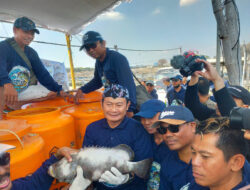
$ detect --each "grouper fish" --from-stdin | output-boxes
[48,144,152,190]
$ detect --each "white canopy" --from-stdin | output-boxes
[0,0,126,35]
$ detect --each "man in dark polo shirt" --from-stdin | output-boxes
[152,106,196,190]
[167,75,186,106]
[75,31,136,117]
[82,84,153,190]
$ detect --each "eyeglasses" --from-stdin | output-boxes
[0,152,10,166]
[84,43,97,51]
[157,124,180,134]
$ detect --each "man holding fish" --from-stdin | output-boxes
[81,84,153,189]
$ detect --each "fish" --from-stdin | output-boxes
[48,144,152,189]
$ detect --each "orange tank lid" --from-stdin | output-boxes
[6,107,61,121]
[0,119,31,141]
[69,90,102,103]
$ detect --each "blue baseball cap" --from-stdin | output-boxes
[134,99,166,118]
[152,106,194,127]
[171,75,183,81]
[14,17,40,34]
[80,31,103,51]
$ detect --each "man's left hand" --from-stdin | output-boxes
[54,147,79,162]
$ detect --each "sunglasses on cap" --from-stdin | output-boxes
[0,152,10,166]
[84,43,97,51]
[157,124,180,134]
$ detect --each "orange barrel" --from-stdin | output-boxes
[21,96,74,110]
[21,90,103,110]
[0,119,46,180]
[6,107,76,158]
[64,102,104,148]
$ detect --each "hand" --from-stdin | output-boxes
[195,59,225,91]
[55,147,79,162]
[126,111,134,118]
[74,89,84,105]
[69,166,91,190]
[244,130,250,140]
[4,83,18,105]
[59,90,74,102]
[99,167,129,185]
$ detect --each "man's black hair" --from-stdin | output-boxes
[196,117,247,161]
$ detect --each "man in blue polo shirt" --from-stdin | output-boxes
[152,106,197,190]
[181,117,250,190]
[134,99,169,190]
[145,81,158,100]
[74,31,136,117]
[82,84,153,190]
[167,75,186,106]
[0,17,66,119]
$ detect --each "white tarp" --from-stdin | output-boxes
[0,0,126,35]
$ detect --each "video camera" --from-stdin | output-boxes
[230,107,250,130]
[170,51,206,77]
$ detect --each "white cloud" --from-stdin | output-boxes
[152,8,161,15]
[180,0,199,7]
[99,11,124,20]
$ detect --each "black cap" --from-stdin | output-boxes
[228,85,250,105]
[79,31,103,51]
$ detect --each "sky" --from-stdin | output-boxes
[0,0,250,68]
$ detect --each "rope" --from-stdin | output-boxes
[0,129,24,148]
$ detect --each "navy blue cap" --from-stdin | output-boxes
[227,85,250,105]
[134,99,166,118]
[103,84,129,100]
[152,106,194,127]
[14,17,40,34]
[80,31,103,51]
[171,75,183,81]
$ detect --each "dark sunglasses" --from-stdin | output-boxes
[84,43,97,51]
[157,124,180,134]
[0,152,10,166]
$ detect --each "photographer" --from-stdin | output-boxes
[230,107,250,162]
[185,59,236,121]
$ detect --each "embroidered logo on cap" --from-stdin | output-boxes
[83,34,89,41]
[160,111,175,119]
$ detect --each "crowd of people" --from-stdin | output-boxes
[0,16,250,190]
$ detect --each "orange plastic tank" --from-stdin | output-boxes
[64,101,104,148]
[6,107,76,158]
[21,90,103,110]
[0,119,46,180]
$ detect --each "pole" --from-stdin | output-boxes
[66,34,76,89]
[216,25,221,75]
[242,42,247,85]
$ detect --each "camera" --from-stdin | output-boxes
[230,107,250,130]
[170,51,206,77]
